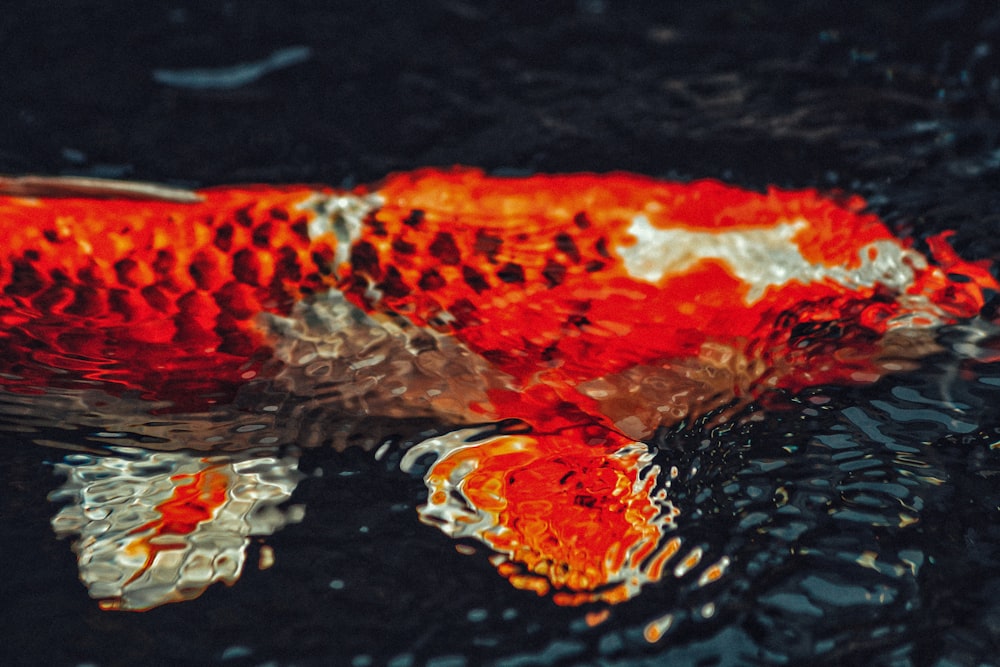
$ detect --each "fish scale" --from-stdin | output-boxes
[347,168,994,437]
[0,166,995,417]
[0,186,340,403]
[0,168,994,413]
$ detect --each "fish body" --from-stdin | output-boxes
[0,168,991,422]
[2,168,995,610]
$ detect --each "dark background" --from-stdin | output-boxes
[2,2,1000,666]
[2,2,998,206]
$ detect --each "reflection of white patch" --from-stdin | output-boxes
[49,447,303,611]
[400,428,517,537]
[617,216,928,304]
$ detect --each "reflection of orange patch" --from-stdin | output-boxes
[124,466,229,582]
[408,429,683,605]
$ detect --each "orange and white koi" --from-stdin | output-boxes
[2,168,994,610]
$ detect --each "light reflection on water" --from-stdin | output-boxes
[49,446,303,611]
[3,318,999,664]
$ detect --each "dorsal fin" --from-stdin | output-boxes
[0,175,203,203]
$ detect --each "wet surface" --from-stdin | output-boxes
[7,334,1000,666]
[3,1,1000,666]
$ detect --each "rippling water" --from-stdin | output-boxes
[4,313,1000,665]
[3,2,1000,666]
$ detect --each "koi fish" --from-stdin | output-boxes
[1,168,994,611]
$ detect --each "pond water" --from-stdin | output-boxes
[2,2,1000,666]
[4,317,1000,666]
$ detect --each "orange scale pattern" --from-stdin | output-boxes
[0,186,339,404]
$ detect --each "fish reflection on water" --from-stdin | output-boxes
[49,447,303,611]
[0,169,995,625]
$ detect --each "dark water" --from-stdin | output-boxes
[3,2,1000,666]
[5,326,1000,666]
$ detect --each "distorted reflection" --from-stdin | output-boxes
[401,426,731,606]
[49,447,303,611]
